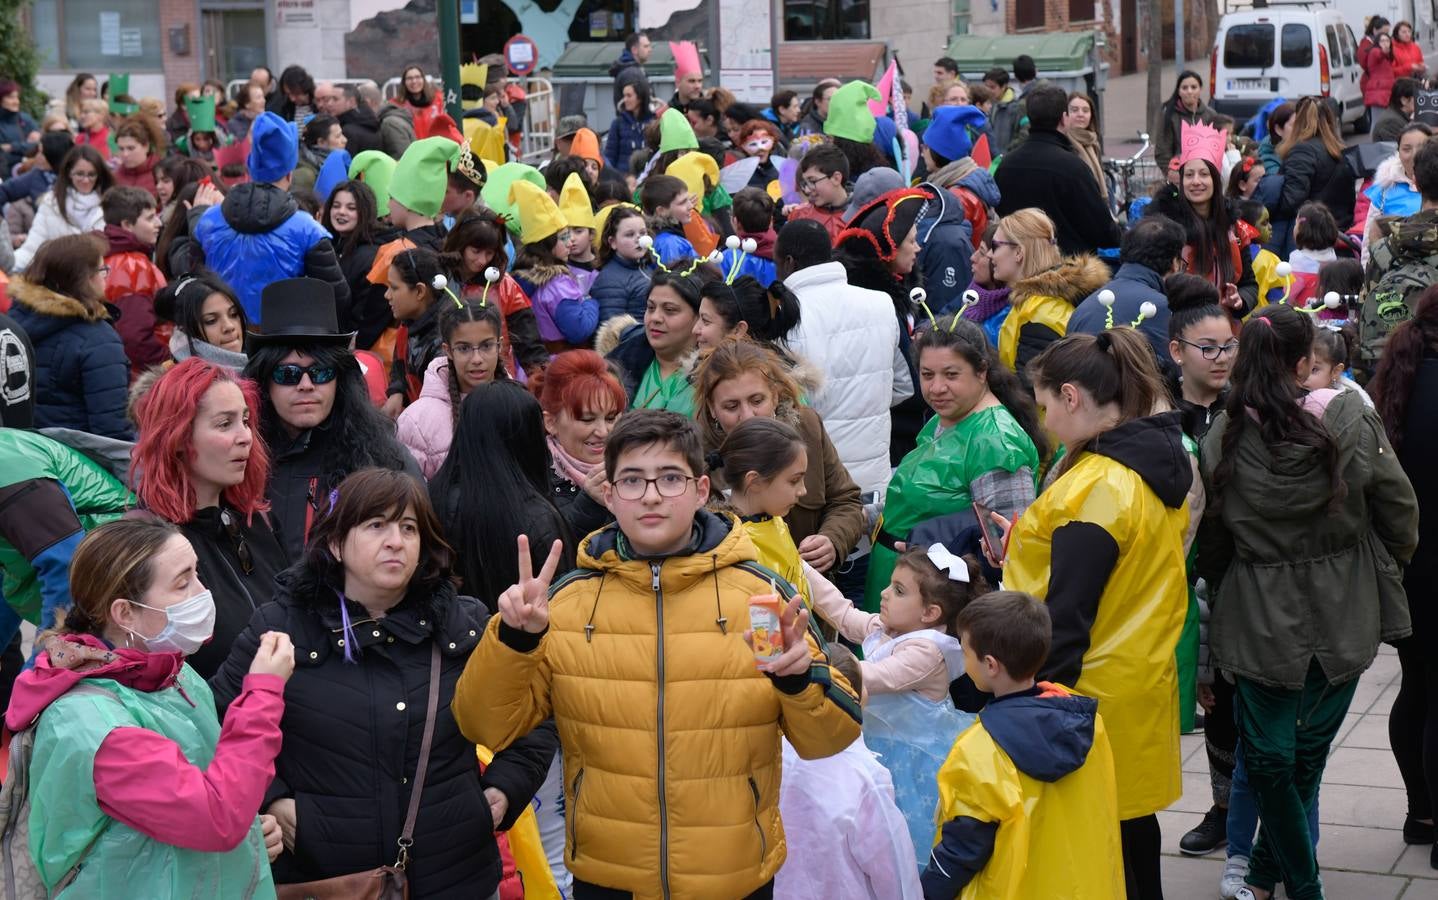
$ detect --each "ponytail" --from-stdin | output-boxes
[1212,304,1346,514]
[699,275,802,346]
[1028,326,1169,477]
[1370,284,1438,452]
[710,416,805,493]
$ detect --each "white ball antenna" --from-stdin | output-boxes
[1275,261,1292,279]
[1323,291,1342,310]
[725,234,742,251]
[707,249,724,264]
[962,289,979,305]
[909,287,927,305]
[483,267,501,284]
[1098,289,1115,308]
[1139,301,1158,320]
[431,273,448,291]
[638,234,654,250]
[741,237,758,254]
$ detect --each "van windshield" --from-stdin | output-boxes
[1282,24,1314,67]
[1225,24,1275,68]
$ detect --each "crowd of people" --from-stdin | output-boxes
[0,28,1431,900]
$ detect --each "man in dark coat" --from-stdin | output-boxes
[1069,215,1187,361]
[334,83,383,156]
[995,83,1120,256]
[609,31,652,107]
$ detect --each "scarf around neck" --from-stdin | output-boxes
[548,433,599,486]
[963,281,1011,322]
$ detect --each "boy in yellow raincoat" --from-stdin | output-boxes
[923,592,1124,899]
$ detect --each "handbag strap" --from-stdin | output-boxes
[393,642,442,870]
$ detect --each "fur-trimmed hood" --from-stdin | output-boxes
[1010,254,1113,308]
[1374,154,1416,192]
[8,279,108,324]
[513,262,572,288]
[595,314,637,356]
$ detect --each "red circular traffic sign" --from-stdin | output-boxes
[504,35,539,76]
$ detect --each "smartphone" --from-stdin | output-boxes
[973,501,1008,565]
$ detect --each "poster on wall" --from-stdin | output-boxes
[460,0,479,24]
[589,11,608,36]
[120,28,143,56]
[100,11,121,56]
[275,0,317,27]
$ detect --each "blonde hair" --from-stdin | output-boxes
[1277,95,1345,160]
[998,208,1062,279]
[80,98,108,118]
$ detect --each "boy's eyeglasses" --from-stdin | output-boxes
[799,175,828,193]
[612,473,697,501]
[1178,339,1240,361]
[271,364,338,386]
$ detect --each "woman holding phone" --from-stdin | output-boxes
[864,314,1045,610]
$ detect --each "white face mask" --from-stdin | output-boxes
[125,589,216,656]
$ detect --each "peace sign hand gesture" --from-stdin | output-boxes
[497,535,565,634]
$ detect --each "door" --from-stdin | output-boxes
[201,8,267,83]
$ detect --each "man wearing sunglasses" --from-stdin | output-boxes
[243,278,421,560]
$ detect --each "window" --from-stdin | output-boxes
[1224,24,1274,68]
[1339,24,1357,67]
[1068,0,1096,21]
[1324,25,1341,64]
[783,0,869,40]
[1015,0,1044,30]
[1281,23,1313,67]
[952,0,970,36]
[31,0,164,70]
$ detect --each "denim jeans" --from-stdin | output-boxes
[1226,740,1321,859]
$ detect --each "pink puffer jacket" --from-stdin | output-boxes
[396,356,456,478]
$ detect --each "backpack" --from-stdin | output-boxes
[987,98,1023,155]
[0,682,115,899]
[1362,236,1438,372]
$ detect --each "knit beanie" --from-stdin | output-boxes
[659,108,699,154]
[390,136,462,218]
[348,150,396,211]
[836,187,930,263]
[846,167,905,219]
[247,112,299,184]
[482,162,547,235]
[824,81,882,143]
[924,105,989,163]
[510,179,567,244]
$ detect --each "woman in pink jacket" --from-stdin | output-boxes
[6,518,293,897]
[396,299,508,478]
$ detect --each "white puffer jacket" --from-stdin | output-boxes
[784,261,912,497]
[14,191,104,271]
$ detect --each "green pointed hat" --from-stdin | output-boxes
[107,73,135,114]
[185,95,217,133]
[658,108,698,154]
[389,136,463,218]
[480,162,546,236]
[349,150,397,211]
[823,81,882,143]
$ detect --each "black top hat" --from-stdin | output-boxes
[248,278,358,347]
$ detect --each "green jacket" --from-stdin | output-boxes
[1199,389,1419,689]
[0,428,134,625]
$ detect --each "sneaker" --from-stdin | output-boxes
[1180,804,1228,856]
[1219,855,1250,899]
[1405,815,1436,845]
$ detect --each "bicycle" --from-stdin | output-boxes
[1103,131,1156,224]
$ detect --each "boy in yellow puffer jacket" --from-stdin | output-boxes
[923,592,1125,900]
[454,409,861,900]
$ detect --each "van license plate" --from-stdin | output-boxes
[1228,79,1267,90]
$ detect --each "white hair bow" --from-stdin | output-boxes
[927,543,970,583]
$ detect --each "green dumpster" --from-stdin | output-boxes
[551,41,709,139]
[944,31,1108,115]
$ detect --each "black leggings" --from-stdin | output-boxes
[1121,814,1164,900]
[1391,636,1438,820]
[1206,671,1239,808]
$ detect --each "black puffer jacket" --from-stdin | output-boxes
[548,469,611,541]
[1275,137,1357,230]
[209,573,559,899]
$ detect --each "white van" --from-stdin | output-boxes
[1210,6,1366,131]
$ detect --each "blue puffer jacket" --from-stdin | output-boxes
[193,182,349,323]
[604,107,653,172]
[0,108,38,174]
[593,254,653,324]
[6,280,132,440]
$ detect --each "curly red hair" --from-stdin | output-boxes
[131,358,270,524]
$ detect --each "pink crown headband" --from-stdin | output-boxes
[1177,121,1229,173]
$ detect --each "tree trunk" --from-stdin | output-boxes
[1146,0,1164,138]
